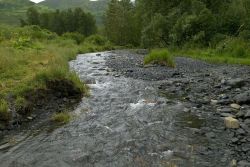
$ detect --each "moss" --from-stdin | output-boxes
[144,49,176,67]
[51,112,71,124]
[0,99,10,122]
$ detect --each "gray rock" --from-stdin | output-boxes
[226,78,245,88]
[220,113,234,117]
[238,160,250,167]
[236,111,245,118]
[236,128,245,135]
[234,90,250,104]
[219,108,233,113]
[244,110,250,118]
[206,132,216,138]
[230,103,241,110]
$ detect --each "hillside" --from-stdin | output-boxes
[39,0,109,25]
[0,0,34,25]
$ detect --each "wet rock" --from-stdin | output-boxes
[234,90,250,104]
[96,53,101,56]
[224,117,240,129]
[230,103,241,110]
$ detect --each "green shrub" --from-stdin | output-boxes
[85,35,107,46]
[51,112,71,124]
[62,32,85,44]
[144,49,176,67]
[0,99,10,121]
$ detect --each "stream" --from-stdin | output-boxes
[0,51,238,167]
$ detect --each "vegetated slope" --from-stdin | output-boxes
[39,0,109,25]
[0,0,34,25]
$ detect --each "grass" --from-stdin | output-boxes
[171,37,250,65]
[0,99,10,121]
[0,24,113,123]
[172,48,250,65]
[144,49,176,67]
[51,112,71,124]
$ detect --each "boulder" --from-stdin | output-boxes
[224,117,240,129]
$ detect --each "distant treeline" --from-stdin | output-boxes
[21,7,97,36]
[105,0,250,48]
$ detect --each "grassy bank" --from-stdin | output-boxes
[171,38,250,65]
[0,25,113,125]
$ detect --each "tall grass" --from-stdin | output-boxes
[144,49,176,67]
[172,37,250,65]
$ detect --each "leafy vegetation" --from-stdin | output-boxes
[0,25,112,123]
[39,0,109,25]
[21,7,97,36]
[144,49,176,68]
[105,0,250,65]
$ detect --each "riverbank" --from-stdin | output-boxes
[106,50,250,165]
[0,25,112,133]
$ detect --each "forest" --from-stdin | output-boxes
[105,0,250,64]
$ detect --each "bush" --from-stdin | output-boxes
[85,35,107,46]
[62,32,85,44]
[144,49,176,67]
[51,112,71,124]
[0,99,10,121]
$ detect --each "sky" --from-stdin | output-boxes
[30,0,44,3]
[29,0,99,3]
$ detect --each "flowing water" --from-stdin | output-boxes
[0,52,232,167]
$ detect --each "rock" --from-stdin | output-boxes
[244,110,250,118]
[226,78,245,88]
[206,132,216,138]
[230,103,241,110]
[236,128,245,135]
[96,53,101,56]
[211,100,218,105]
[114,74,120,77]
[220,113,235,117]
[238,160,250,167]
[27,117,33,120]
[218,108,233,113]
[234,90,250,104]
[230,159,237,167]
[236,111,245,118]
[224,117,240,129]
[231,138,239,143]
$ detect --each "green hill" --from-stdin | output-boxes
[0,0,109,26]
[39,0,109,25]
[0,0,34,25]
